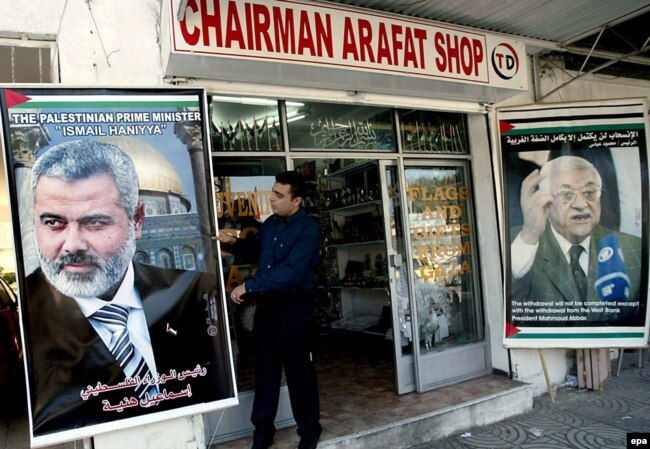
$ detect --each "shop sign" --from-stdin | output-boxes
[169,0,527,90]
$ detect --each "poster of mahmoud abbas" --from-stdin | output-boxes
[498,98,650,349]
[0,87,237,446]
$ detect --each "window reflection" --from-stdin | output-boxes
[209,96,284,152]
[404,166,482,353]
[398,109,468,154]
[288,101,395,151]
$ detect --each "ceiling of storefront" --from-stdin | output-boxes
[326,0,650,79]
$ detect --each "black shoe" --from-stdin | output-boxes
[297,436,319,449]
[251,440,273,449]
[251,444,272,449]
[297,443,317,449]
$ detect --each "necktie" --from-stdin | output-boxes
[569,245,587,300]
[91,303,154,398]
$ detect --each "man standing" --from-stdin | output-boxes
[510,155,642,323]
[26,140,233,436]
[215,171,322,449]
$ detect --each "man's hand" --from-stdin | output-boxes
[519,169,552,245]
[212,230,237,245]
[230,284,246,304]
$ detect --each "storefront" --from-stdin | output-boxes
[161,0,527,442]
[2,1,650,448]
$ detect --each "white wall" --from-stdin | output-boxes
[0,0,163,86]
[93,414,206,449]
[537,62,650,103]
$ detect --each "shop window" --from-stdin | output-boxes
[398,109,468,154]
[209,96,285,152]
[287,101,395,151]
[212,157,286,226]
[214,159,282,239]
[403,164,483,352]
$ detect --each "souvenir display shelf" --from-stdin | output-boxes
[323,161,390,337]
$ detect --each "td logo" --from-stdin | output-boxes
[492,43,519,80]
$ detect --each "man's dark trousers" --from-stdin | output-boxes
[251,292,321,446]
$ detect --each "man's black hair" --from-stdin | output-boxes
[276,170,306,200]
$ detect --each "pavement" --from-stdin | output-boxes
[413,349,650,449]
[0,378,77,449]
[2,349,648,449]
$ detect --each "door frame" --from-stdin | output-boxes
[379,159,415,394]
[381,159,491,393]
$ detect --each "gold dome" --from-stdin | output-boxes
[97,136,185,196]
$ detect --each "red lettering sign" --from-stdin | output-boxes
[172,0,525,89]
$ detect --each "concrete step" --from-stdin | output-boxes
[317,382,532,449]
[208,374,533,449]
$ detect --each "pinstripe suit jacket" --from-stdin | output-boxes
[511,224,643,323]
[25,263,235,437]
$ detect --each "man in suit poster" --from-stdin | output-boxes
[498,99,649,349]
[509,154,642,324]
[0,88,236,446]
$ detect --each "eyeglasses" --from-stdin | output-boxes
[554,187,602,203]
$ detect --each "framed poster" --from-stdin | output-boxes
[0,87,237,446]
[498,99,650,349]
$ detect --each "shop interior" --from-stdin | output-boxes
[211,96,482,400]
[216,157,398,393]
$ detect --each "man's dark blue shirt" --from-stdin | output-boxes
[234,208,320,293]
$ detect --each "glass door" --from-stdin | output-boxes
[379,160,415,394]
[383,160,489,393]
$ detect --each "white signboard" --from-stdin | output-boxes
[169,0,527,91]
